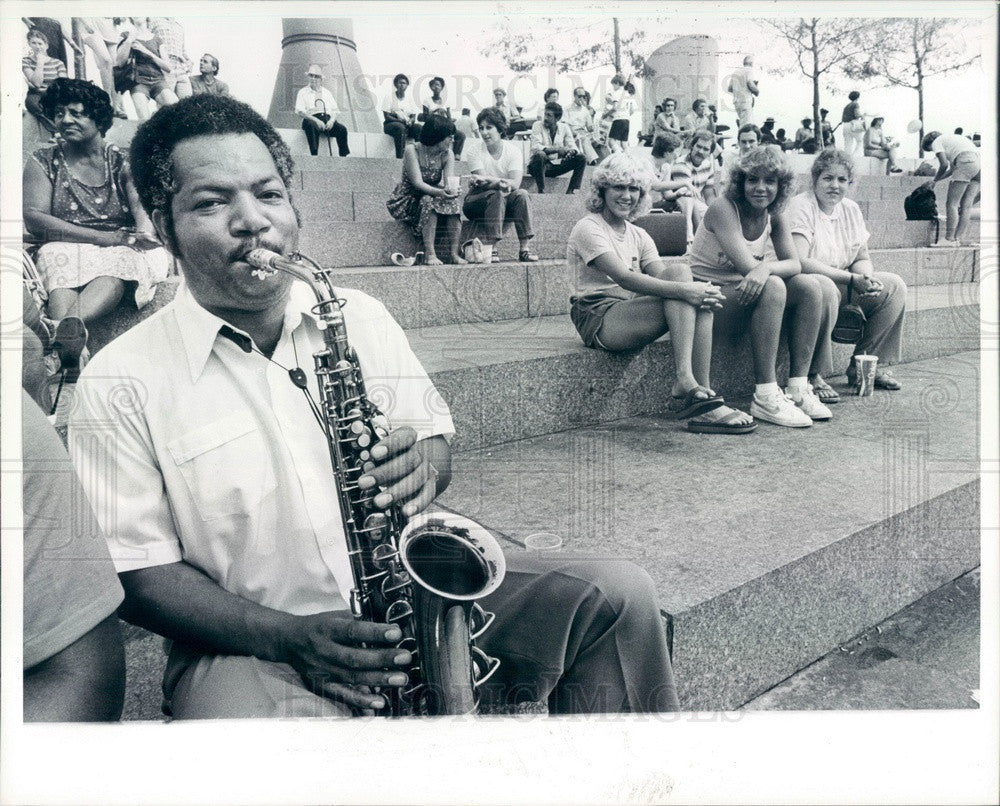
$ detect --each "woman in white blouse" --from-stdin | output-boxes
[785,148,907,393]
[461,107,538,264]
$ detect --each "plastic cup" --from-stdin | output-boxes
[854,354,879,396]
[524,532,562,552]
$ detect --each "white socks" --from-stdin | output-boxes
[755,382,780,398]
[786,377,808,393]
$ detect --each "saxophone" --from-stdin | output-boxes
[247,249,505,716]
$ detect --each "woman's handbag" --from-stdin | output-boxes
[112,55,136,93]
[462,237,486,263]
[832,277,867,344]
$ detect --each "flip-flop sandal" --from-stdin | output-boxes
[874,370,901,390]
[668,386,724,419]
[687,410,758,434]
[811,376,841,404]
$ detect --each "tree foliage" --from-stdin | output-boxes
[757,17,877,150]
[841,18,981,150]
[479,15,651,77]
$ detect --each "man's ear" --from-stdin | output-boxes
[150,208,175,255]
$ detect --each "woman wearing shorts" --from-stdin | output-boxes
[921,130,981,246]
[567,153,756,434]
[119,17,177,120]
[689,146,839,428]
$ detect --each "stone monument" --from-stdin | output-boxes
[267,17,381,132]
[642,35,720,136]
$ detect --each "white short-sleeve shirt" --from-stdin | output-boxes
[567,212,661,296]
[785,191,870,270]
[381,89,419,119]
[69,282,454,617]
[467,139,523,178]
[930,134,977,163]
[295,86,339,121]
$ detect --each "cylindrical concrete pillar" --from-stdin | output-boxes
[267,18,381,132]
[642,36,719,135]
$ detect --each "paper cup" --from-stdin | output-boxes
[854,354,879,396]
[446,176,460,193]
[524,532,562,552]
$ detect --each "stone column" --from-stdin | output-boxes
[267,17,380,132]
[642,36,719,136]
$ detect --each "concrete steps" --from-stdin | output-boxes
[435,350,981,709]
[86,246,978,349]
[408,282,979,451]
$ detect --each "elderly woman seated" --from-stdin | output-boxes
[22,78,170,373]
[785,148,906,392]
[566,152,756,434]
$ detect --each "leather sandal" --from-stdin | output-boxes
[518,250,540,262]
[809,375,841,404]
[874,369,902,390]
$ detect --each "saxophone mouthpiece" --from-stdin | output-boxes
[246,249,313,283]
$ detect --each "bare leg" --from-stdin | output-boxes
[422,211,442,265]
[784,275,825,378]
[444,216,467,263]
[153,88,180,108]
[46,278,125,324]
[747,275,786,384]
[944,180,967,240]
[131,91,153,121]
[955,180,980,243]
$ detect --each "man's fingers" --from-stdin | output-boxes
[325,615,403,645]
[375,461,433,510]
[369,427,418,463]
[401,474,438,517]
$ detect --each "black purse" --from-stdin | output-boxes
[832,277,867,344]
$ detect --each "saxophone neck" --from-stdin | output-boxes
[245,249,337,305]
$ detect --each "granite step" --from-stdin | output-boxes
[86,247,978,352]
[297,216,977,267]
[408,282,979,451]
[435,350,981,709]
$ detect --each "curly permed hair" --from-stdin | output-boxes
[41,78,114,136]
[809,148,854,184]
[584,152,654,220]
[724,145,796,213]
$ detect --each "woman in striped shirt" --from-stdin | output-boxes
[22,27,67,133]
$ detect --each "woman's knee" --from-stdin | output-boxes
[759,274,787,307]
[878,271,906,299]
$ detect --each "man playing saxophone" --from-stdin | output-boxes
[68,95,679,718]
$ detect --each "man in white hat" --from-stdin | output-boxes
[295,63,350,157]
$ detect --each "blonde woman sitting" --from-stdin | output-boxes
[566,153,755,434]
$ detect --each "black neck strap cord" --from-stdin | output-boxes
[218,325,326,433]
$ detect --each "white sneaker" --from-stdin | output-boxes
[928,238,959,248]
[786,384,832,421]
[750,388,813,428]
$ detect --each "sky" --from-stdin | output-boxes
[39,3,991,156]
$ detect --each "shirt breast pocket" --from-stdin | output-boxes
[166,415,276,522]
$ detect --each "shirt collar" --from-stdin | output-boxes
[810,190,843,220]
[174,281,320,383]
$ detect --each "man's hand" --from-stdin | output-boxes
[281,611,411,710]
[736,264,771,306]
[358,427,439,517]
[853,275,883,296]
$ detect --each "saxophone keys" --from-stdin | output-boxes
[370,541,396,569]
[349,420,365,435]
[385,598,414,623]
[471,646,502,688]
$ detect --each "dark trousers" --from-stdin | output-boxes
[383,119,409,158]
[462,188,534,243]
[527,152,587,193]
[25,89,56,133]
[302,114,349,157]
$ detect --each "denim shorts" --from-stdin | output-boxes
[569,290,631,349]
